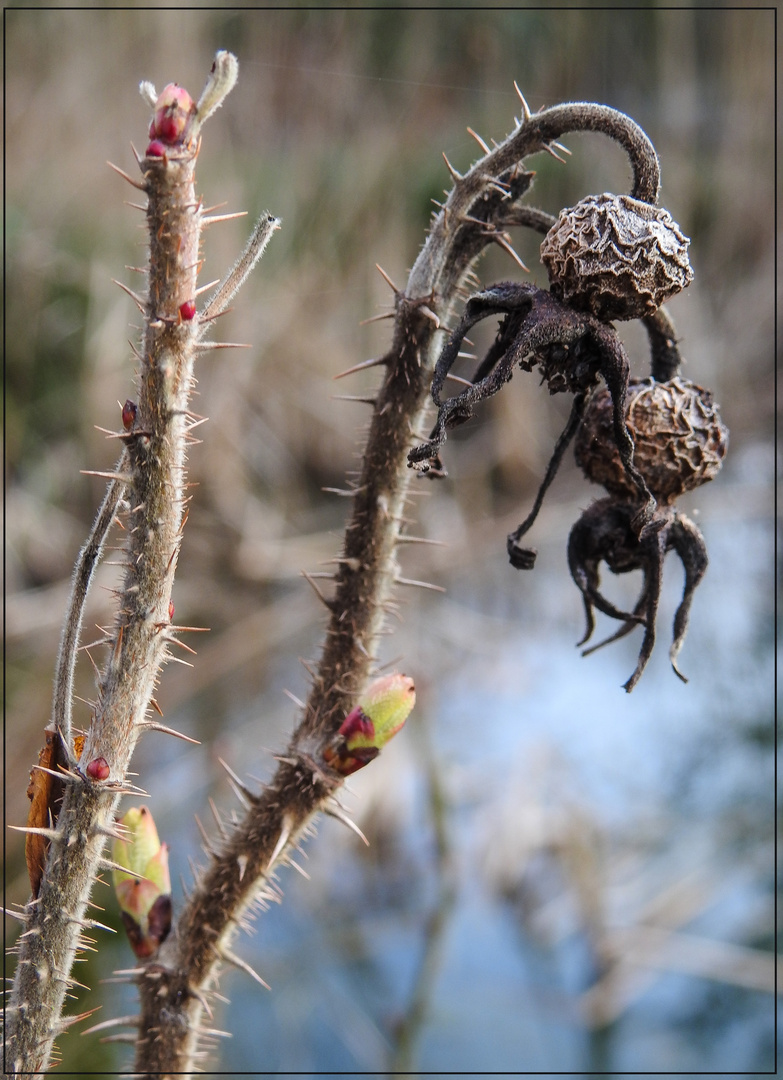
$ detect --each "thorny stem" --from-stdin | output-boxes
[132,99,661,1077]
[6,56,251,1077]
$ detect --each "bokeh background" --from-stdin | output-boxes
[5,7,776,1077]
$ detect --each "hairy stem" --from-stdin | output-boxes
[6,58,252,1076]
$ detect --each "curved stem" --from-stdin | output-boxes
[52,454,127,747]
[643,305,682,381]
[522,102,661,204]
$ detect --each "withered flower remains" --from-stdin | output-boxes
[408,104,727,690]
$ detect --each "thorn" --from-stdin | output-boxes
[90,823,128,843]
[96,858,147,881]
[395,575,446,593]
[3,907,29,922]
[112,278,147,313]
[82,1014,140,1036]
[396,535,446,546]
[213,944,271,990]
[358,310,395,326]
[324,805,370,846]
[194,814,218,856]
[285,857,310,879]
[492,233,529,272]
[55,1005,102,1033]
[8,824,62,842]
[301,571,335,610]
[418,304,440,328]
[217,757,256,806]
[165,636,198,656]
[321,486,365,497]
[165,654,194,668]
[282,688,306,709]
[208,798,228,840]
[333,355,388,380]
[442,151,463,182]
[269,816,293,867]
[80,470,134,486]
[543,142,568,164]
[444,372,474,388]
[331,394,377,405]
[513,82,533,120]
[138,721,201,745]
[194,341,252,352]
[466,126,491,154]
[107,160,146,191]
[201,210,249,226]
[375,263,400,295]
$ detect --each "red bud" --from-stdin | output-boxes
[122,399,137,430]
[179,299,196,321]
[85,757,110,781]
[151,83,196,146]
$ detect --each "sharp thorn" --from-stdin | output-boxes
[442,151,463,182]
[358,310,395,326]
[543,142,568,164]
[513,81,533,120]
[333,355,387,380]
[418,304,440,328]
[466,126,491,154]
[107,160,146,191]
[217,757,256,804]
[213,944,271,990]
[112,278,147,313]
[492,233,529,272]
[138,721,201,745]
[375,263,400,294]
[194,341,252,352]
[269,818,294,869]
[82,1014,140,1036]
[201,211,249,226]
[301,571,335,609]
[396,535,446,546]
[395,575,446,593]
[324,805,370,846]
[8,825,63,841]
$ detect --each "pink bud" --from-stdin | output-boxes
[122,399,137,431]
[145,140,167,159]
[151,83,196,146]
[179,299,196,322]
[168,599,175,621]
[85,756,110,781]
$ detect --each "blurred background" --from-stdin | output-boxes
[5,6,776,1077]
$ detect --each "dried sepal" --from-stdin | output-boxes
[575,377,728,504]
[323,674,415,776]
[25,728,69,898]
[568,497,709,691]
[541,193,693,321]
[112,807,172,958]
